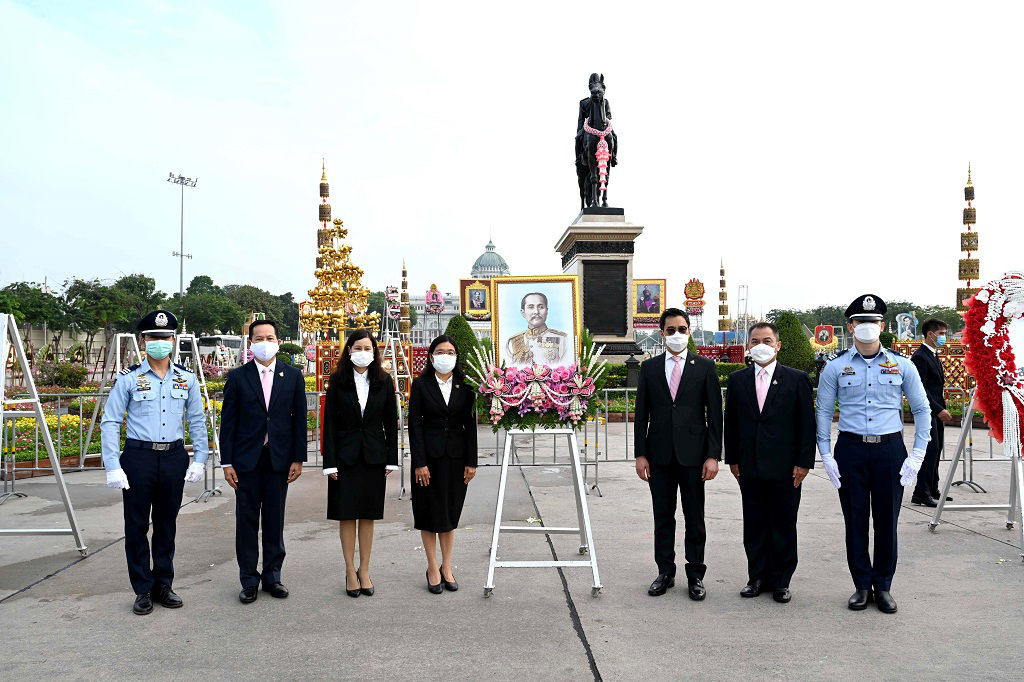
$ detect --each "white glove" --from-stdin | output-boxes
[322,467,338,476]
[184,461,205,483]
[106,468,130,490]
[899,449,926,487]
[820,453,842,489]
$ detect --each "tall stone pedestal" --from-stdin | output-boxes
[554,207,643,362]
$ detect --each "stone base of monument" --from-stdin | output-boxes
[555,207,644,364]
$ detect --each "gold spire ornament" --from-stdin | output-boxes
[957,163,981,311]
[299,161,380,337]
[717,259,730,332]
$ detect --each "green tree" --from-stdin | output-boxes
[224,284,285,330]
[186,275,220,297]
[776,311,815,372]
[180,291,245,335]
[276,292,300,340]
[63,278,124,356]
[444,313,480,366]
[687,334,697,353]
[111,274,165,332]
[2,281,68,347]
[0,290,22,323]
[879,330,895,349]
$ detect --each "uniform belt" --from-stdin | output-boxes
[125,438,185,451]
[838,431,901,444]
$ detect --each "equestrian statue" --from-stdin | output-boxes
[575,72,618,209]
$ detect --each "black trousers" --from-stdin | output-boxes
[120,443,188,596]
[834,434,906,592]
[235,446,290,588]
[739,476,801,588]
[913,415,944,499]
[648,459,706,581]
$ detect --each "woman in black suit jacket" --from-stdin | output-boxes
[322,329,398,597]
[408,335,478,593]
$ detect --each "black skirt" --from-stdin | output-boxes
[411,456,468,533]
[327,463,386,520]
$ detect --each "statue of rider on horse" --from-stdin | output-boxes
[575,73,618,209]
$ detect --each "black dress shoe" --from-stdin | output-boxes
[933,493,952,502]
[687,579,706,601]
[740,579,763,598]
[911,495,938,507]
[648,574,675,596]
[773,588,792,603]
[358,577,374,596]
[426,570,443,595]
[875,590,898,613]
[848,589,871,610]
[152,584,183,608]
[263,582,288,599]
[239,587,258,604]
[442,574,458,592]
[345,574,360,598]
[133,593,153,615]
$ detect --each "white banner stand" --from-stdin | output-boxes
[484,427,602,597]
[81,334,143,461]
[0,314,87,556]
[174,334,222,503]
[929,389,1024,561]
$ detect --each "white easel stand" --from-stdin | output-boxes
[484,427,602,597]
[929,390,1024,561]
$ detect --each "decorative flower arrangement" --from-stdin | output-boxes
[464,329,608,431]
[963,271,1024,452]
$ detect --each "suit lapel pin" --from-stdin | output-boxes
[772,380,778,385]
[278,371,284,377]
[689,360,695,365]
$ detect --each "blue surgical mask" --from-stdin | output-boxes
[935,334,947,347]
[145,340,173,359]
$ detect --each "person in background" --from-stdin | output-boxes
[322,329,398,597]
[910,319,955,507]
[100,310,208,615]
[408,335,478,594]
[219,319,307,604]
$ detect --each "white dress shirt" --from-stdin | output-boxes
[222,359,276,468]
[924,342,938,355]
[753,359,777,382]
[323,368,398,475]
[436,373,453,405]
[664,350,688,386]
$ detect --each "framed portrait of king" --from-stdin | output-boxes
[460,279,492,321]
[491,275,581,370]
[633,279,666,329]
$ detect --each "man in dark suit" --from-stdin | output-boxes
[219,319,308,603]
[634,307,723,600]
[910,319,954,507]
[724,322,815,603]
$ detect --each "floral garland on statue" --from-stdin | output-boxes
[582,118,613,192]
[962,271,1024,455]
[464,330,608,431]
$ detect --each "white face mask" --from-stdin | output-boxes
[250,341,279,362]
[664,332,689,352]
[432,354,457,374]
[853,322,882,343]
[749,343,777,364]
[350,350,374,368]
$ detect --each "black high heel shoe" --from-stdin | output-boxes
[442,571,458,592]
[426,569,443,595]
[358,575,374,597]
[345,574,360,598]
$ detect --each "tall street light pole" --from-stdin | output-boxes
[167,172,197,325]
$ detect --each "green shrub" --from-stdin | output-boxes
[279,342,303,355]
[879,331,895,349]
[716,362,747,386]
[600,363,627,389]
[443,313,481,367]
[275,352,294,367]
[34,361,89,388]
[776,312,815,372]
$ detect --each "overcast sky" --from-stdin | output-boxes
[2,1,1021,319]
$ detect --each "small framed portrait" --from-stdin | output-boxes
[491,275,581,369]
[633,279,665,327]
[460,279,492,321]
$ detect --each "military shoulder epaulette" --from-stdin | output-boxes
[885,348,905,358]
[173,363,191,372]
[120,363,141,375]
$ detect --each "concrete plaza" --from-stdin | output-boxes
[1,424,1022,681]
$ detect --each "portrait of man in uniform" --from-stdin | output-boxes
[633,279,666,322]
[491,276,580,370]
[470,290,486,310]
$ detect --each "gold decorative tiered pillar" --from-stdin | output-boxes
[957,164,980,311]
[400,261,411,337]
[717,260,730,335]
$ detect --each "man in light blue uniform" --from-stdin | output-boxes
[101,309,209,615]
[816,294,930,614]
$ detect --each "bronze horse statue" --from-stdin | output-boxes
[575,73,618,209]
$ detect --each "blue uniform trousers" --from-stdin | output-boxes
[120,442,188,595]
[833,432,907,591]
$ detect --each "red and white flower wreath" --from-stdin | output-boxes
[963,271,1024,454]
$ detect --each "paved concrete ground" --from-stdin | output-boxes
[1,424,1022,681]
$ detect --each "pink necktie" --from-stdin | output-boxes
[756,368,769,412]
[261,368,272,443]
[669,355,682,401]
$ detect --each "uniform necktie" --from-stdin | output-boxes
[756,367,769,412]
[261,368,272,444]
[669,355,682,401]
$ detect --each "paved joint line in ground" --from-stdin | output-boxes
[0,498,198,605]
[515,464,602,682]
